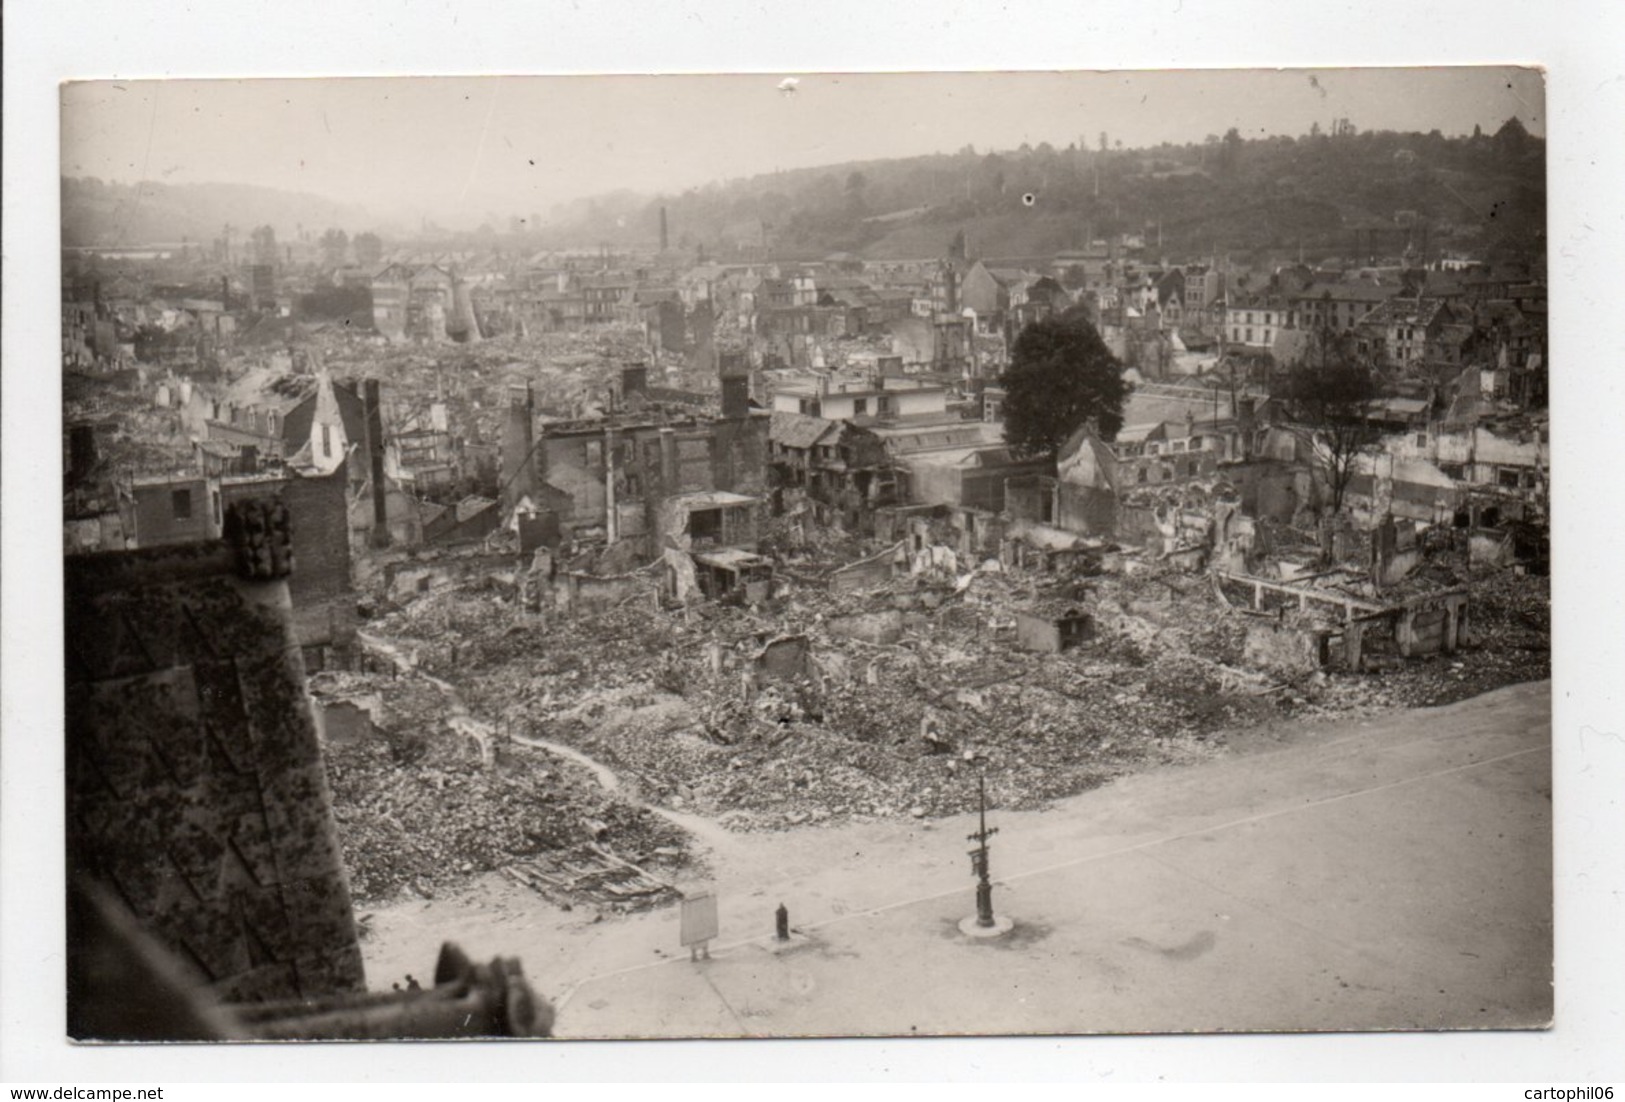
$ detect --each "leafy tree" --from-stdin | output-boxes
[998,308,1131,459]
[1272,355,1384,515]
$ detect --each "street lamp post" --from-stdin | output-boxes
[967,773,999,928]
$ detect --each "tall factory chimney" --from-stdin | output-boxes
[500,383,537,515]
[718,351,751,421]
[362,379,390,541]
[659,206,669,254]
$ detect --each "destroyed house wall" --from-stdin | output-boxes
[949,506,1007,558]
[1003,477,1055,525]
[1056,481,1118,540]
[1116,447,1220,487]
[128,477,221,548]
[347,481,421,551]
[900,462,961,509]
[423,501,500,546]
[755,635,812,682]
[552,569,655,616]
[1219,460,1307,523]
[206,420,284,459]
[964,456,1052,513]
[1241,618,1329,676]
[829,542,905,593]
[1347,471,1458,527]
[65,546,366,1015]
[383,549,516,603]
[655,496,761,552]
[1014,610,1095,654]
[538,415,769,535]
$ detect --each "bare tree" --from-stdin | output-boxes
[1273,341,1384,515]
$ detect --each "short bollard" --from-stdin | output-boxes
[775,903,790,942]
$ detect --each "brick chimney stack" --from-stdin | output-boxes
[718,350,750,421]
[500,383,537,514]
[362,379,389,539]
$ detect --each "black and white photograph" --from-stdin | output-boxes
[46,67,1564,1046]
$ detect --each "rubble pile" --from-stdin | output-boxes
[351,533,1551,851]
[364,562,1283,831]
[1383,565,1550,708]
[63,372,195,474]
[1261,563,1550,718]
[318,669,688,906]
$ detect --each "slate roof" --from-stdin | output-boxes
[770,410,839,450]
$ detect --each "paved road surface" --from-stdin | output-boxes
[361,681,1551,1038]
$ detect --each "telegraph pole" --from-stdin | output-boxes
[967,774,999,928]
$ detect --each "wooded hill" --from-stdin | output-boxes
[541,119,1546,265]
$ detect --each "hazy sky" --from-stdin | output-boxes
[61,68,1544,228]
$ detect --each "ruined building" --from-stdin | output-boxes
[505,353,770,556]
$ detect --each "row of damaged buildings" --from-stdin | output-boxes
[736,352,1546,677]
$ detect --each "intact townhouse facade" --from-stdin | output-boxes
[1224,298,1300,350]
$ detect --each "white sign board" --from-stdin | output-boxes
[679,891,719,948]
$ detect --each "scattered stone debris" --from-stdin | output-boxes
[350,515,1548,854]
[502,845,680,913]
[321,667,690,906]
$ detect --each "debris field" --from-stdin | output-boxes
[322,531,1548,907]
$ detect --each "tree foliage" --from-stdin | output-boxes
[999,308,1131,459]
[1273,356,1385,515]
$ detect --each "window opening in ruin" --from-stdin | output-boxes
[172,488,192,519]
[689,507,723,544]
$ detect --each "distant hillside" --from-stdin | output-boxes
[539,120,1546,264]
[60,178,375,248]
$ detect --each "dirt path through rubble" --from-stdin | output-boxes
[356,629,737,855]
